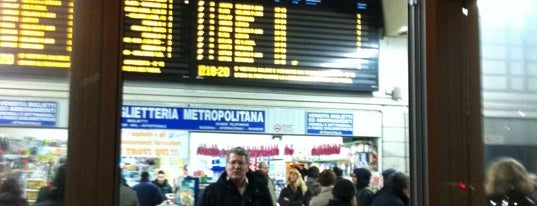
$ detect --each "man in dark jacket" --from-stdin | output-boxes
[306,166,321,196]
[257,161,277,206]
[370,172,410,206]
[197,146,273,206]
[354,167,374,206]
[132,171,165,206]
[152,170,174,196]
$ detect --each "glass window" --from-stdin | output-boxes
[0,0,72,204]
[119,0,409,205]
[479,0,537,204]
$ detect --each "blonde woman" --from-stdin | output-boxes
[278,168,313,206]
[485,157,536,206]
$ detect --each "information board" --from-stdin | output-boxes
[0,0,73,71]
[0,0,382,92]
[0,100,58,126]
[306,112,353,136]
[121,0,382,92]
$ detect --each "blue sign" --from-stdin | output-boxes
[0,100,57,127]
[306,112,353,136]
[122,105,265,132]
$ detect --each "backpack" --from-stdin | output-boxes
[356,187,375,206]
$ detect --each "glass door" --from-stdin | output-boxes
[479,0,537,205]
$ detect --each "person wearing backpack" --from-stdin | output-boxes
[353,168,374,206]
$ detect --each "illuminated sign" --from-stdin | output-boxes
[0,0,381,92]
[0,100,58,127]
[306,112,353,136]
[121,105,266,132]
[122,0,381,92]
[0,0,73,70]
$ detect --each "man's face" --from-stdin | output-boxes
[351,174,357,184]
[226,153,248,183]
[260,163,269,175]
[157,174,166,184]
[403,188,410,198]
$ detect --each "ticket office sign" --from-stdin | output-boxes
[0,100,58,127]
[306,112,353,136]
[121,105,266,132]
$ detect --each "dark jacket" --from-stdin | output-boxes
[305,178,321,196]
[132,180,165,206]
[152,179,174,196]
[278,185,313,206]
[326,198,352,206]
[370,186,409,206]
[196,170,273,206]
[35,186,64,206]
[0,193,28,206]
[356,187,374,206]
[487,190,536,206]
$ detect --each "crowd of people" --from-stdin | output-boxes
[195,146,537,206]
[194,148,537,206]
[197,146,410,206]
[126,169,184,206]
[3,148,537,206]
[0,162,179,206]
[0,147,410,206]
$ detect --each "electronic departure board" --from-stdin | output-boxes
[0,0,381,91]
[121,0,382,92]
[0,0,73,72]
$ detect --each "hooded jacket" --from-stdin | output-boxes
[370,186,409,206]
[353,168,374,206]
[197,170,273,206]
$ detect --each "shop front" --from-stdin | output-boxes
[0,98,69,205]
[0,79,405,206]
[118,103,383,204]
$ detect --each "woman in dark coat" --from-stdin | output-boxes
[278,168,312,206]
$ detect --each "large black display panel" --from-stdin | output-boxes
[0,0,73,73]
[124,0,382,92]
